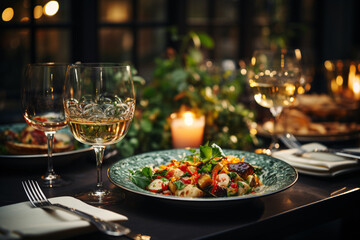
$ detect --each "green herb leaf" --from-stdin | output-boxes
[129,170,151,189]
[200,145,212,162]
[199,163,212,173]
[228,172,237,179]
[174,180,186,190]
[211,143,226,158]
[141,167,153,179]
[189,148,196,153]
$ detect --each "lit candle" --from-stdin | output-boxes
[170,111,205,148]
[352,74,360,100]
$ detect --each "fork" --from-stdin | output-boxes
[22,180,131,237]
[279,133,360,160]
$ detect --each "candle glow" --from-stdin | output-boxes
[170,111,205,149]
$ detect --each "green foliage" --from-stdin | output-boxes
[116,31,256,157]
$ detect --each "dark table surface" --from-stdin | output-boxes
[0,147,359,240]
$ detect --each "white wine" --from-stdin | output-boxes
[67,118,132,146]
[250,82,296,109]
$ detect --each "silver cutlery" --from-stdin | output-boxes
[21,180,131,237]
[279,133,360,160]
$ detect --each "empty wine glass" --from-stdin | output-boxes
[63,63,135,205]
[248,49,302,154]
[22,63,69,187]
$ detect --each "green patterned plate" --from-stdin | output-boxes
[108,149,298,203]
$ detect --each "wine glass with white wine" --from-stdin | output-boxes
[22,63,69,187]
[248,49,302,154]
[63,63,135,205]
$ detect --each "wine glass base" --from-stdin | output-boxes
[75,188,125,205]
[39,174,71,188]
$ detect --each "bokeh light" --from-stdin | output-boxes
[34,5,43,19]
[44,1,59,16]
[2,7,14,22]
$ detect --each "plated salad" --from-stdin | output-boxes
[129,144,263,198]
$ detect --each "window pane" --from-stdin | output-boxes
[214,27,239,60]
[35,29,70,62]
[99,28,133,62]
[99,0,132,23]
[34,0,70,23]
[138,28,166,80]
[1,0,30,23]
[0,29,30,123]
[187,0,207,25]
[214,0,238,23]
[138,0,166,22]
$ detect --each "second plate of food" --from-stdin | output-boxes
[0,123,93,167]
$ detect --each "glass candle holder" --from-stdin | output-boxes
[170,111,205,149]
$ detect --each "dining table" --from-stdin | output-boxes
[0,144,359,240]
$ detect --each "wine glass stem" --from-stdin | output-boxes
[269,106,283,150]
[94,146,105,190]
[45,131,56,176]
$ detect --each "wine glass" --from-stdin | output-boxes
[248,49,302,154]
[63,63,135,205]
[22,63,69,187]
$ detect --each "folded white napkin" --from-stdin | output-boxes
[273,143,360,177]
[0,196,127,240]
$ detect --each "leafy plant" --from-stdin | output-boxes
[116,31,257,157]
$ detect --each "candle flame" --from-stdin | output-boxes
[183,111,194,126]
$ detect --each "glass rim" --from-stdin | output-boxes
[27,62,69,67]
[68,63,131,68]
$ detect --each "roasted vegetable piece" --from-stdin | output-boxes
[187,166,197,174]
[214,186,227,197]
[212,162,224,172]
[228,162,254,179]
[197,174,213,189]
[238,181,250,195]
[147,179,169,193]
[216,173,230,187]
[175,185,204,197]
[247,175,256,187]
[168,181,177,194]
